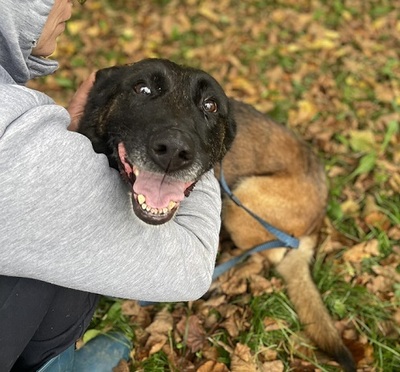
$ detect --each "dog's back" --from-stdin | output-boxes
[219,100,355,371]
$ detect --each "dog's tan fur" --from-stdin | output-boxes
[79,59,355,371]
[217,101,355,371]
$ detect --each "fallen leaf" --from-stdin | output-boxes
[197,360,230,372]
[263,317,289,332]
[258,348,278,362]
[364,210,391,230]
[342,239,380,263]
[349,130,377,152]
[121,300,151,328]
[144,308,173,355]
[220,311,244,338]
[249,275,274,296]
[176,315,207,353]
[260,360,284,372]
[230,343,258,372]
[112,359,129,372]
[220,277,248,296]
[340,198,361,217]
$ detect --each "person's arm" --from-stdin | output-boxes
[0,102,221,302]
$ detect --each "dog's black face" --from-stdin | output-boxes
[79,58,236,225]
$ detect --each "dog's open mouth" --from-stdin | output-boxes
[117,143,195,225]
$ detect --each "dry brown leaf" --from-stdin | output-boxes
[120,300,139,316]
[218,303,241,318]
[220,312,242,338]
[367,265,400,293]
[295,99,318,123]
[219,304,249,337]
[230,343,258,372]
[367,274,394,294]
[201,295,227,309]
[388,226,400,240]
[249,275,274,296]
[342,239,380,263]
[288,332,317,360]
[176,315,207,353]
[203,312,219,330]
[290,358,322,371]
[198,4,220,23]
[121,300,151,328]
[258,347,278,362]
[145,333,168,355]
[364,211,391,231]
[197,360,230,372]
[144,308,174,355]
[375,84,395,103]
[112,359,129,372]
[260,360,284,372]
[340,198,361,217]
[230,77,259,96]
[220,277,248,296]
[351,340,375,367]
[202,344,220,361]
[263,317,289,332]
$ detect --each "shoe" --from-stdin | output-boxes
[37,332,131,372]
[73,331,131,372]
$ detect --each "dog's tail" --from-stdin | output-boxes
[276,236,356,372]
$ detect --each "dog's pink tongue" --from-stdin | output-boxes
[133,170,188,209]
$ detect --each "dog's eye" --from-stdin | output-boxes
[203,99,218,113]
[134,83,152,95]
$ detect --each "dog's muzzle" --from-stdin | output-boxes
[117,142,196,225]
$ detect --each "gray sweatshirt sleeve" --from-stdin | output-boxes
[0,96,221,302]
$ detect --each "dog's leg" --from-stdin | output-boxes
[222,175,324,263]
[276,236,356,372]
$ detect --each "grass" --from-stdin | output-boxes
[314,255,400,368]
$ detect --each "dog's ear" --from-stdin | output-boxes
[78,66,126,154]
[95,65,125,84]
[88,66,126,107]
[79,66,125,130]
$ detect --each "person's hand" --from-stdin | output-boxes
[67,72,96,131]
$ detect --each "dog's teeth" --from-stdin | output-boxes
[137,196,175,216]
[133,169,139,176]
[137,194,146,205]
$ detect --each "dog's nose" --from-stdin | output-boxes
[149,131,195,172]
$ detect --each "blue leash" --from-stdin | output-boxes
[213,165,299,280]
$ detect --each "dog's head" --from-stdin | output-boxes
[79,58,236,225]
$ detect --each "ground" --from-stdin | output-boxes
[30,0,399,370]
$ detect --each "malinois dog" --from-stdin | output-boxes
[78,58,356,371]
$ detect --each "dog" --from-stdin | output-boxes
[78,58,356,372]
